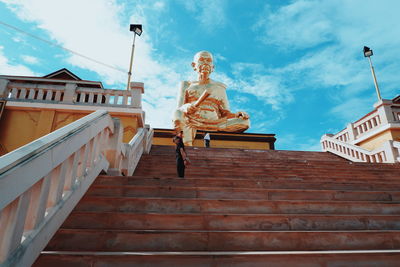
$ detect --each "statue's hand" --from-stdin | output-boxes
[236,111,249,120]
[180,103,198,115]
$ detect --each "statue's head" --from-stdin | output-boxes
[192,51,214,75]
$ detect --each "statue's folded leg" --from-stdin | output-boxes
[217,118,250,133]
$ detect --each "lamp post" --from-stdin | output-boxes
[363,46,382,101]
[126,24,142,90]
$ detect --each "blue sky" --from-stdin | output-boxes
[1,0,399,151]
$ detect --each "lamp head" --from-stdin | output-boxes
[130,24,143,36]
[363,46,373,57]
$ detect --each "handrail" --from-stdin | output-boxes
[123,128,145,176]
[0,110,114,267]
[0,110,109,176]
[119,127,154,176]
[145,128,154,154]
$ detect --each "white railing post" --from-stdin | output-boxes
[121,128,145,176]
[346,123,356,141]
[375,99,396,124]
[27,88,35,99]
[393,141,400,162]
[19,88,27,99]
[24,175,51,231]
[143,125,154,154]
[105,118,124,176]
[0,191,30,262]
[64,83,77,103]
[380,140,396,163]
[130,82,144,108]
[0,79,9,97]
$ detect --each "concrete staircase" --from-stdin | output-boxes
[34,145,400,266]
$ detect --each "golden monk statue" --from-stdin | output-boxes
[173,51,250,145]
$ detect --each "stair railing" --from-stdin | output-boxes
[121,127,153,176]
[321,134,400,163]
[144,127,154,154]
[0,110,114,267]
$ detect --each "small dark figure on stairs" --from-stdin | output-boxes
[173,136,188,178]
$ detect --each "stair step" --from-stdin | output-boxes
[34,145,400,266]
[95,176,400,191]
[87,185,400,201]
[45,229,400,251]
[75,196,400,215]
[33,250,400,267]
[133,169,400,180]
[63,212,400,231]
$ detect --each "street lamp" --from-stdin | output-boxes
[363,46,382,101]
[126,24,142,90]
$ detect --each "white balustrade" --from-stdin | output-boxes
[352,110,381,138]
[0,110,154,267]
[321,134,399,163]
[2,81,143,108]
[5,82,66,102]
[328,100,400,149]
[75,87,133,107]
[0,109,152,266]
[332,129,349,142]
[0,110,113,266]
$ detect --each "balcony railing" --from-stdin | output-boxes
[75,87,132,106]
[2,81,143,108]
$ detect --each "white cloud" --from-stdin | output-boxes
[153,1,165,10]
[1,0,187,128]
[330,97,373,123]
[215,63,294,111]
[214,53,227,63]
[255,0,335,50]
[12,35,25,43]
[21,55,39,64]
[231,95,250,105]
[255,0,400,126]
[179,0,227,31]
[0,46,36,76]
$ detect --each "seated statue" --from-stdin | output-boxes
[173,51,250,146]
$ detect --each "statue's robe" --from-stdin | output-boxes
[174,80,250,145]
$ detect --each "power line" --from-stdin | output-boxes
[0,20,128,74]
